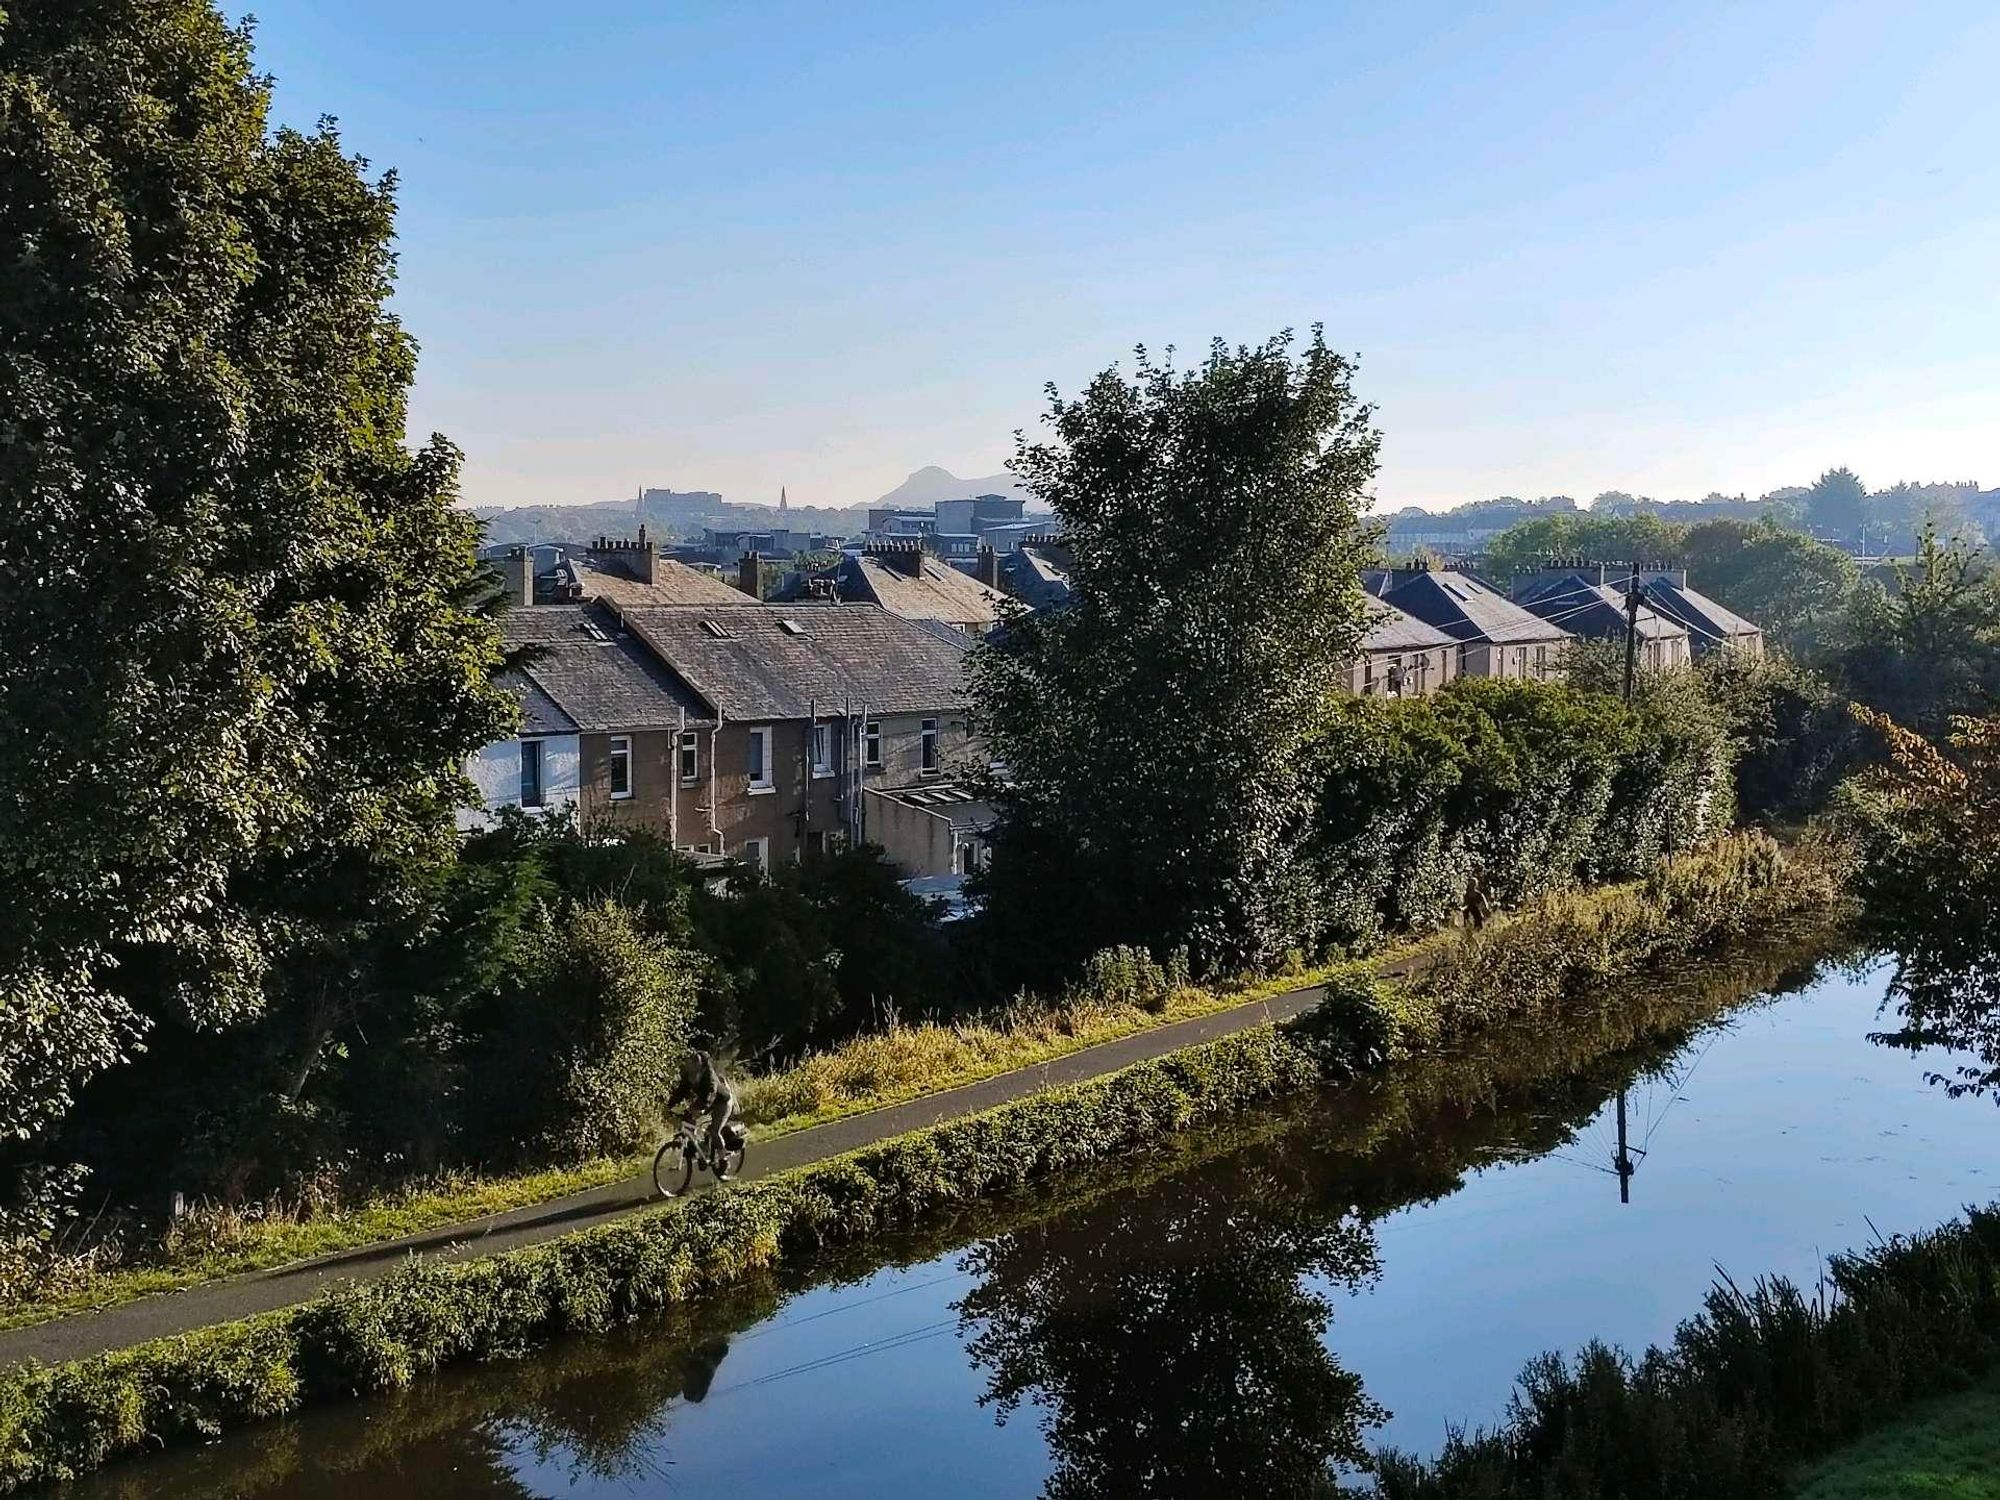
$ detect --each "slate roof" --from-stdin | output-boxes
[1359,597,1458,653]
[1513,574,1688,641]
[1381,569,1573,646]
[1637,578,1761,648]
[844,555,1005,629]
[500,605,710,730]
[555,553,749,609]
[999,545,1072,610]
[499,668,580,736]
[616,603,973,722]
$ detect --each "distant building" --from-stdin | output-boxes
[773,544,1007,635]
[990,534,1072,610]
[1369,564,1573,680]
[864,782,996,879]
[1512,562,1693,672]
[935,494,1026,537]
[1350,598,1459,698]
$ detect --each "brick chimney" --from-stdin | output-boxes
[507,545,535,607]
[976,543,1001,590]
[864,538,926,577]
[738,550,761,598]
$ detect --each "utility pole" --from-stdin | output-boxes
[1621,566,1643,704]
[1615,562,1643,1204]
[1614,1086,1636,1204]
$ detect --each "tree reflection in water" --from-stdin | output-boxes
[956,1151,1384,1500]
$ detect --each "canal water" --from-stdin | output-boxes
[72,938,2000,1499]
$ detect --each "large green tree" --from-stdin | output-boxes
[1830,527,2000,733]
[1678,518,1857,655]
[971,331,1379,976]
[1480,511,1686,580]
[1804,466,1868,546]
[0,1,509,1224]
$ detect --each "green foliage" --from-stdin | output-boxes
[467,901,701,1163]
[1841,709,2000,1101]
[1696,649,1861,821]
[1307,676,1738,950]
[0,0,509,1220]
[1829,527,2000,734]
[694,845,953,1058]
[971,329,1382,976]
[1807,465,1870,545]
[1480,512,1685,581]
[1679,519,1860,656]
[1070,946,1192,1015]
[1373,1205,2000,1499]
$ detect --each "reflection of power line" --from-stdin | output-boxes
[708,1320,958,1399]
[732,1269,972,1344]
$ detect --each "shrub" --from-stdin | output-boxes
[466,901,700,1163]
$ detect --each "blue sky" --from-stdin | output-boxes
[241,0,1999,512]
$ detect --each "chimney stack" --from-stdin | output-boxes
[976,542,1001,590]
[507,546,535,608]
[738,550,761,599]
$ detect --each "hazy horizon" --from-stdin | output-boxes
[243,0,1998,514]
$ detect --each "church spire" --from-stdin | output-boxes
[779,484,789,514]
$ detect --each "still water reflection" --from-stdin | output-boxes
[74,941,2000,1499]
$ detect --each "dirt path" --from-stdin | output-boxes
[0,972,1372,1368]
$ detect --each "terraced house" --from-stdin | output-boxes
[465,568,982,873]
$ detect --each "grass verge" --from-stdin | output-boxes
[0,830,1846,1492]
[1794,1377,2000,1499]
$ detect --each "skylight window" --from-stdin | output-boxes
[779,618,807,636]
[699,619,733,639]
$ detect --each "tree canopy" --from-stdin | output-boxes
[0,0,509,1223]
[970,330,1380,976]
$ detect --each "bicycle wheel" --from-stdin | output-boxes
[653,1138,696,1198]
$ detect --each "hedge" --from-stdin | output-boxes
[0,831,1843,1492]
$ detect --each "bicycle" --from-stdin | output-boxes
[652,1115,748,1198]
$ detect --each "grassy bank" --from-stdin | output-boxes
[1794,1378,2000,1499]
[1373,1203,2000,1499]
[0,831,1846,1491]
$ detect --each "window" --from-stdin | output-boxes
[1514,647,1529,676]
[678,730,699,783]
[608,736,633,800]
[806,829,828,857]
[1362,658,1376,695]
[954,840,980,875]
[863,720,882,769]
[519,739,544,808]
[738,837,769,874]
[920,717,940,773]
[747,727,772,791]
[1457,642,1471,676]
[1535,643,1549,675]
[811,723,834,777]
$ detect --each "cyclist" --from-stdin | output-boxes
[666,1048,740,1176]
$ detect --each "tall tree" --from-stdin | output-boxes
[1804,466,1868,546]
[1831,527,2000,734]
[970,331,1379,975]
[1481,511,1685,580]
[1678,519,1857,656]
[0,1,509,1225]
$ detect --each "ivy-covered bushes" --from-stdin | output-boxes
[1309,676,1738,950]
[0,835,1844,1492]
[463,901,701,1164]
[1372,1205,2000,1499]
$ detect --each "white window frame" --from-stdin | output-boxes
[811,723,834,778]
[747,726,774,792]
[920,717,940,774]
[678,730,699,784]
[608,735,633,800]
[739,836,769,873]
[863,720,882,769]
[519,739,545,809]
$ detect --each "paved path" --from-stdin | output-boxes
[1,976,1353,1367]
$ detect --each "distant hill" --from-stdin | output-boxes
[873,465,1031,509]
